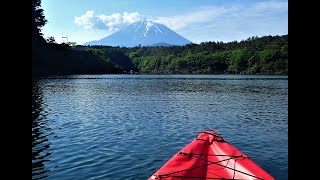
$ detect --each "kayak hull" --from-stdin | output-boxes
[148,130,275,180]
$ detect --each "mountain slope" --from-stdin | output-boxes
[84,19,192,47]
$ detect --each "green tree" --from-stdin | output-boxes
[280,45,288,59]
[258,45,280,64]
[32,0,47,36]
[227,49,251,73]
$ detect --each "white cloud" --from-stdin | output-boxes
[74,7,226,32]
[154,1,287,42]
[74,10,95,29]
[73,1,287,43]
[152,0,287,32]
[253,1,288,11]
[153,7,226,30]
[74,11,142,32]
[123,12,142,24]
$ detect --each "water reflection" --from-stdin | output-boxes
[31,75,287,179]
[32,79,52,180]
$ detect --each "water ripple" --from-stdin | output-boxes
[32,74,287,179]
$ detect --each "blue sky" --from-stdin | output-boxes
[42,0,288,45]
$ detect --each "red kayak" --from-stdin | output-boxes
[148,130,275,180]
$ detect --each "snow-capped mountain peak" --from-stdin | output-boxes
[83,19,192,47]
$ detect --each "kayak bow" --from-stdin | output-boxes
[148,130,275,180]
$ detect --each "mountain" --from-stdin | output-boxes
[83,19,192,47]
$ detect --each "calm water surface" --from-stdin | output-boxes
[32,74,288,180]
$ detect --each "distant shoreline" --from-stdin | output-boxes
[32,72,288,78]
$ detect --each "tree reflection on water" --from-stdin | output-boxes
[32,79,51,180]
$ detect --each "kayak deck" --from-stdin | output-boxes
[148,130,275,180]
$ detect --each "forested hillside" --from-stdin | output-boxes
[84,34,288,74]
[32,0,121,76]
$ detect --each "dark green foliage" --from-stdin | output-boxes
[32,38,121,76]
[32,0,121,76]
[74,46,139,73]
[32,0,47,36]
[72,34,287,74]
[100,34,287,74]
[106,49,139,72]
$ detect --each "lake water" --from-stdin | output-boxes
[32,74,288,180]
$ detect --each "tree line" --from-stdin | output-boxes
[32,0,122,76]
[84,34,288,74]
